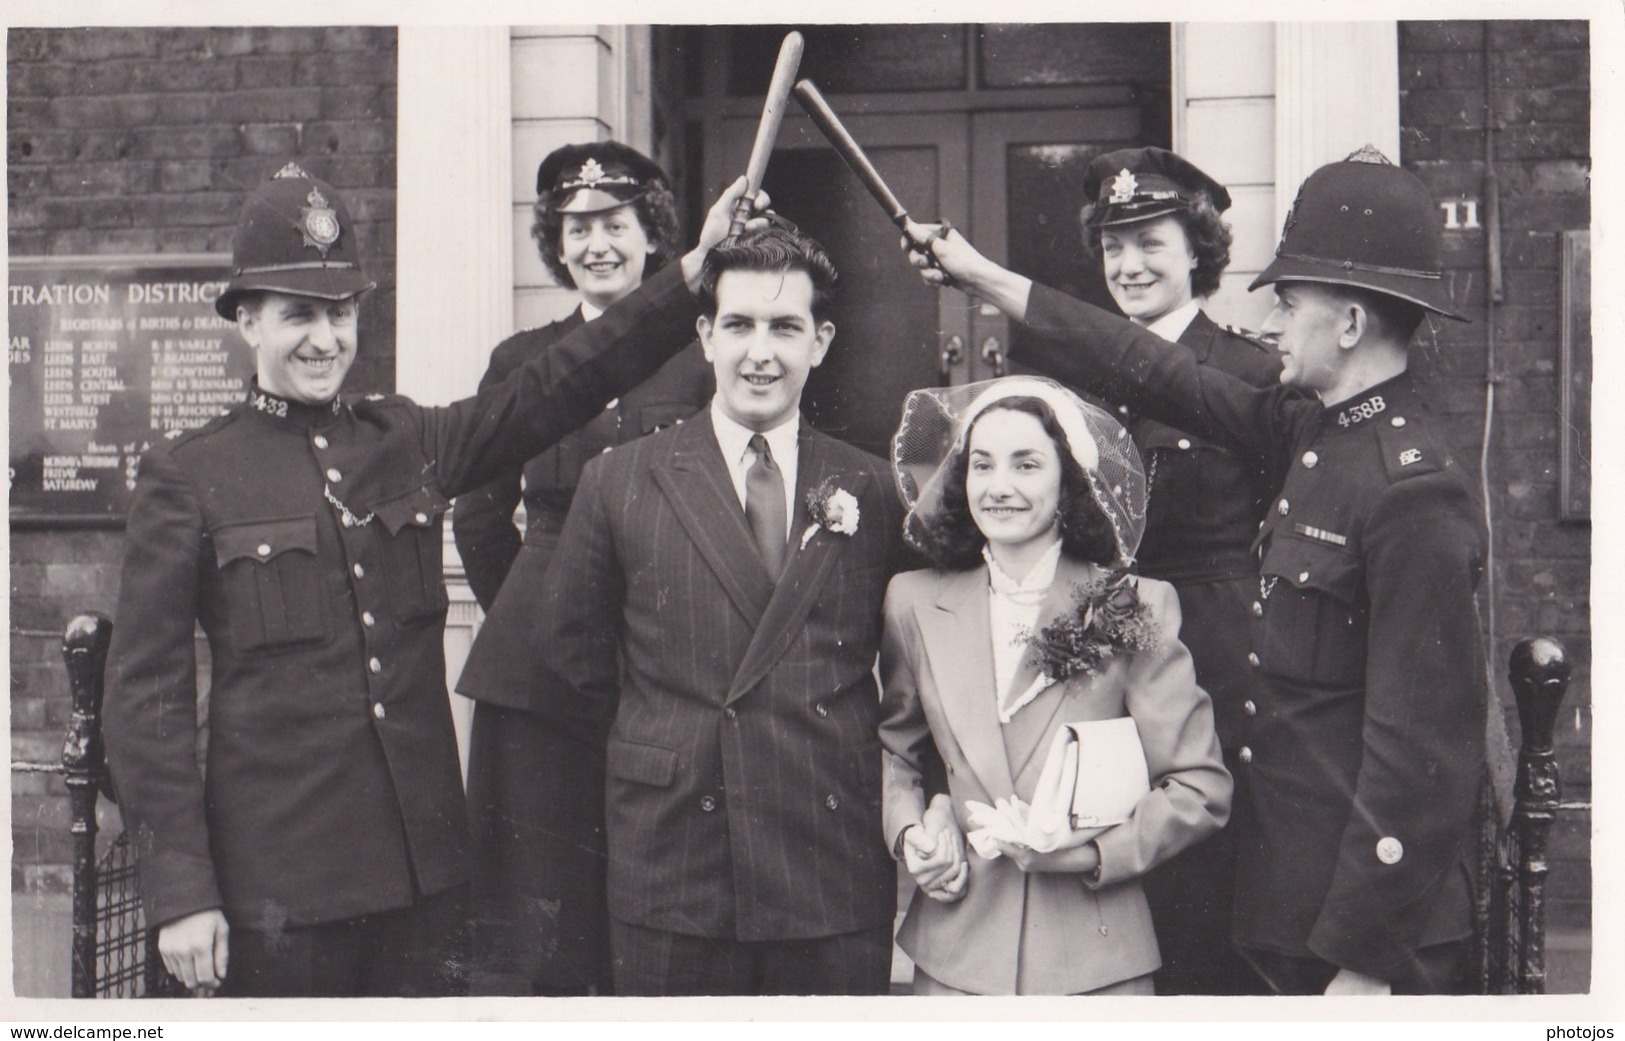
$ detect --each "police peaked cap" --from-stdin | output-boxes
[1250,146,1467,321]
[215,162,376,320]
[537,141,670,215]
[1082,147,1231,228]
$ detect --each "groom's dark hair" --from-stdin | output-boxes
[697,222,839,322]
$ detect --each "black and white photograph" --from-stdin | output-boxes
[3,1,1613,1027]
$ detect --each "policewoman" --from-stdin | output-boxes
[103,163,755,997]
[907,147,1488,995]
[1075,148,1277,995]
[453,143,711,995]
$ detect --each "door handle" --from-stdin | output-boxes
[981,336,1006,377]
[939,335,965,380]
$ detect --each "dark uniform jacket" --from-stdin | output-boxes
[1113,310,1279,750]
[533,416,904,941]
[1013,282,1487,983]
[450,310,712,612]
[103,265,702,931]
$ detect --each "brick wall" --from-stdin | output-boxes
[1400,19,1591,931]
[7,26,398,894]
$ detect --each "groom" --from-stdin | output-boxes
[525,224,906,995]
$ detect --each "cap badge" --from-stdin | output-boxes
[577,157,608,188]
[1109,169,1138,204]
[300,187,341,258]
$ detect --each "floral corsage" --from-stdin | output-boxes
[800,477,860,549]
[1025,569,1159,682]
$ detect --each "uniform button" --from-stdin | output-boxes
[1243,700,1257,716]
[1251,601,1263,617]
[353,563,365,579]
[605,398,620,411]
[724,707,737,720]
[600,446,613,455]
[1298,570,1310,583]
[1390,416,1407,428]
[362,611,376,627]
[675,417,684,425]
[313,435,329,450]
[373,702,386,720]
[257,543,272,557]
[1302,451,1319,468]
[1247,652,1260,667]
[814,703,829,718]
[326,468,342,482]
[699,795,718,812]
[369,657,382,674]
[1177,438,1192,450]
[1277,499,1290,516]
[1238,746,1253,764]
[825,794,841,810]
[414,511,429,524]
[1117,404,1129,415]
[1376,836,1404,864]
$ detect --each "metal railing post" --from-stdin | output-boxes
[1507,636,1571,994]
[61,613,114,999]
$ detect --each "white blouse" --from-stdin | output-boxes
[983,538,1064,723]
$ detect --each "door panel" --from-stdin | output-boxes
[970,109,1143,381]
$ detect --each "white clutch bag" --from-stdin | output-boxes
[1025,717,1150,852]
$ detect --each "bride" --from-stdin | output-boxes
[880,375,1232,995]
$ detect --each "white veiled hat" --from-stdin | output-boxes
[892,376,1147,566]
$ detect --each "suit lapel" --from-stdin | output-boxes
[996,558,1102,781]
[725,427,859,704]
[651,418,775,627]
[914,568,1017,800]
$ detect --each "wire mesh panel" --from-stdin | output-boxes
[92,832,148,997]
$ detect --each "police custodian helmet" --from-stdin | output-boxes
[1250,145,1467,321]
[215,162,377,320]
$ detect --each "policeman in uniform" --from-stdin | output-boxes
[452,142,712,995]
[103,163,756,997]
[906,147,1487,995]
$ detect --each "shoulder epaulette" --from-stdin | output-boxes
[1224,324,1279,352]
[350,391,407,408]
[1374,414,1444,482]
[162,407,240,450]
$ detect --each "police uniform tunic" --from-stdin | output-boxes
[1013,283,1487,986]
[451,311,710,995]
[1124,311,1279,995]
[104,264,702,934]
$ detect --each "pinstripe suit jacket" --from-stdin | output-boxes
[538,411,903,941]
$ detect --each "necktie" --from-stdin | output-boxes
[745,433,787,578]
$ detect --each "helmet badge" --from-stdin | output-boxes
[1108,169,1138,204]
[299,187,341,258]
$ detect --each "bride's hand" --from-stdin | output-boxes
[903,795,969,903]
